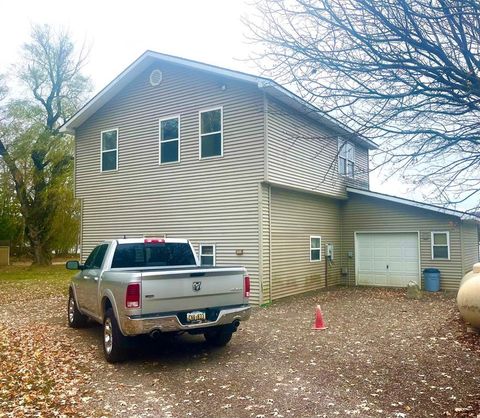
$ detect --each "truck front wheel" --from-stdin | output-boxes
[67,293,88,328]
[204,325,234,347]
[103,308,130,363]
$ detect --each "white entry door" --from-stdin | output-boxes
[356,232,419,287]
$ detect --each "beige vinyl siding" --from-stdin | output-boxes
[461,221,479,274]
[75,62,265,304]
[266,98,369,199]
[353,146,369,187]
[260,183,272,304]
[270,186,342,300]
[341,194,465,290]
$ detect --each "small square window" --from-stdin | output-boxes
[431,232,450,260]
[310,236,322,262]
[200,244,216,266]
[200,108,223,159]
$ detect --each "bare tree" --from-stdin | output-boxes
[0,25,90,265]
[246,0,480,210]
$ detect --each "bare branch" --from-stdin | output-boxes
[246,0,480,209]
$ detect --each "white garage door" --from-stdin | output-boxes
[356,232,419,287]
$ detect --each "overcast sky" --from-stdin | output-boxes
[1,0,423,201]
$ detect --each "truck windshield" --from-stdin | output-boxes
[111,243,196,268]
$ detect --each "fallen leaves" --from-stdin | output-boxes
[1,268,479,417]
[0,322,97,416]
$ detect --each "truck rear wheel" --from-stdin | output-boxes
[204,325,233,347]
[103,308,130,363]
[67,292,88,328]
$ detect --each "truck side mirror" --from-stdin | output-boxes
[66,260,83,270]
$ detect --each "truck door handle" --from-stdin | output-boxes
[386,265,389,269]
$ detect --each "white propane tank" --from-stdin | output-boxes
[459,262,480,287]
[457,263,480,329]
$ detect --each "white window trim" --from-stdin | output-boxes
[199,244,216,266]
[431,231,450,260]
[338,138,355,178]
[100,128,119,172]
[199,106,223,160]
[310,235,322,262]
[159,115,181,165]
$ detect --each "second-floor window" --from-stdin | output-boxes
[101,129,118,172]
[200,108,223,159]
[159,116,180,164]
[338,139,354,178]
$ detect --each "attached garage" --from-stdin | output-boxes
[356,232,420,287]
[342,188,480,290]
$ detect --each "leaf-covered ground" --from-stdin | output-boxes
[0,266,479,417]
[0,265,97,416]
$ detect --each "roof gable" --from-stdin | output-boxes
[60,50,377,150]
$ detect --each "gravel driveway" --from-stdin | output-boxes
[1,286,479,417]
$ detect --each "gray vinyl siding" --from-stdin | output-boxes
[270,186,342,300]
[266,98,369,198]
[461,221,479,275]
[341,194,465,290]
[75,62,265,304]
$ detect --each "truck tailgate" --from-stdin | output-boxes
[140,267,246,314]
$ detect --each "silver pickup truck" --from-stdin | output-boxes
[66,238,251,363]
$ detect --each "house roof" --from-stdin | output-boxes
[60,50,378,150]
[347,187,480,222]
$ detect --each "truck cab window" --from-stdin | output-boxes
[93,244,109,269]
[84,246,99,269]
[84,244,108,269]
[112,242,196,268]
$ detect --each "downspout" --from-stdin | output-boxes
[325,252,328,288]
[268,185,273,303]
[262,90,273,304]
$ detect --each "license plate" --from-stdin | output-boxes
[186,311,206,322]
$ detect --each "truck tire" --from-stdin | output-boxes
[67,292,88,328]
[204,325,233,347]
[103,308,130,363]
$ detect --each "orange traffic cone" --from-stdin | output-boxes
[312,305,328,330]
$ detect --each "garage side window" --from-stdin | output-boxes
[199,244,216,266]
[310,236,322,262]
[159,116,180,164]
[431,232,450,260]
[200,108,222,159]
[101,129,118,171]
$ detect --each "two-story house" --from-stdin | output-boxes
[61,51,479,305]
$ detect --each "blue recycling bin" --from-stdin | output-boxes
[423,268,440,292]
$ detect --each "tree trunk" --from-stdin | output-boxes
[31,241,52,266]
[26,223,53,266]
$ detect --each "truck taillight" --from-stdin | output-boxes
[126,283,141,308]
[244,275,250,298]
[144,238,165,244]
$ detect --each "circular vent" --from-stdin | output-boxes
[149,69,163,86]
